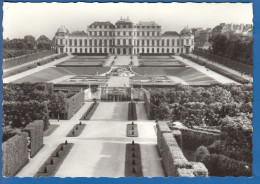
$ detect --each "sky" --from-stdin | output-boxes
[3,2,253,39]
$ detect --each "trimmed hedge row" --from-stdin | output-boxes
[128,102,137,121]
[161,133,208,177]
[156,121,171,156]
[3,50,54,69]
[143,89,151,120]
[193,49,252,75]
[181,54,250,84]
[3,63,37,78]
[2,132,29,177]
[81,102,99,120]
[23,120,44,157]
[66,90,85,119]
[157,122,208,177]
[181,128,220,151]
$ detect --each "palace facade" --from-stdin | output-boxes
[54,18,194,55]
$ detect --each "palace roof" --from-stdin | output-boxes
[69,31,88,37]
[162,31,179,37]
[89,21,115,28]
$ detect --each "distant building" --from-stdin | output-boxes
[212,23,253,40]
[193,28,212,49]
[54,17,194,55]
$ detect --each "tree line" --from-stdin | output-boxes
[4,35,53,50]
[208,34,253,66]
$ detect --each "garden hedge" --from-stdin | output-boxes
[66,90,85,119]
[2,132,29,177]
[193,49,252,75]
[181,128,220,151]
[3,50,54,69]
[23,120,44,157]
[181,54,250,84]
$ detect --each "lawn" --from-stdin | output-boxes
[132,67,217,85]
[57,67,111,75]
[14,67,74,83]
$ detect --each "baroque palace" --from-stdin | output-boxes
[54,17,194,55]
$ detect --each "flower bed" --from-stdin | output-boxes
[128,102,137,120]
[125,142,143,177]
[80,102,99,120]
[34,142,74,177]
[126,123,138,137]
[67,123,86,137]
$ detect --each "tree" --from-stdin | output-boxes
[48,92,68,120]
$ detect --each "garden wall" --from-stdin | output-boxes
[157,122,208,177]
[23,120,44,157]
[143,89,151,120]
[66,90,85,119]
[2,132,29,177]
[193,49,252,75]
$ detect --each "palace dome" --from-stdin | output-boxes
[180,27,192,36]
[56,26,69,35]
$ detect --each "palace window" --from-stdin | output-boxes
[89,40,92,46]
[157,40,160,46]
[70,48,72,53]
[162,40,165,46]
[172,39,175,46]
[129,39,132,45]
[142,40,145,46]
[74,39,77,46]
[69,39,72,46]
[167,39,170,46]
[85,39,88,46]
[80,39,82,46]
[75,48,77,53]
[99,40,102,46]
[186,39,189,45]
[147,40,150,46]
[80,48,82,53]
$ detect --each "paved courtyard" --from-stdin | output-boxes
[16,102,164,177]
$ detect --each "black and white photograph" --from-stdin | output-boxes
[2,2,253,178]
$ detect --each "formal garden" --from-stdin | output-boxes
[2,82,85,176]
[145,83,253,176]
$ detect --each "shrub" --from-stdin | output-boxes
[202,154,252,177]
[176,168,194,177]
[194,146,210,162]
[2,132,29,177]
[191,162,208,177]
